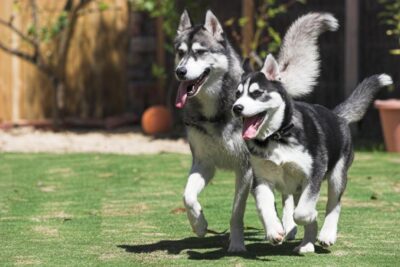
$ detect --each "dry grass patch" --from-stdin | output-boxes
[354,154,373,161]
[14,256,41,266]
[98,173,114,178]
[38,185,57,193]
[31,211,73,222]
[393,182,400,193]
[102,202,149,217]
[33,226,59,237]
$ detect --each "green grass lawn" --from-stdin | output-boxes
[0,152,399,266]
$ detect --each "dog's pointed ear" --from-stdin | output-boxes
[177,10,192,34]
[204,10,224,40]
[242,58,253,74]
[261,54,281,81]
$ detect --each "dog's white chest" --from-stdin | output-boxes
[188,125,246,169]
[250,142,312,193]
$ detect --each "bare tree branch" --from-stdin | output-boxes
[29,0,43,65]
[0,41,36,63]
[29,0,39,43]
[77,6,123,17]
[0,40,53,75]
[0,18,37,47]
[57,0,94,70]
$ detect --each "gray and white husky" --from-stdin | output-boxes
[232,54,392,253]
[174,10,338,251]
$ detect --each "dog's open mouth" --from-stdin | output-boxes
[175,68,210,109]
[242,112,267,140]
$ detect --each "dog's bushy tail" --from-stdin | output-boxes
[278,12,338,98]
[333,74,393,123]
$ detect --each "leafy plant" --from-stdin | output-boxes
[225,0,306,66]
[379,0,400,55]
[151,63,166,79]
[132,0,207,53]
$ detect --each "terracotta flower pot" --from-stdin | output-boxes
[141,105,172,135]
[374,99,400,152]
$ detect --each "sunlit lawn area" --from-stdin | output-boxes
[0,152,399,266]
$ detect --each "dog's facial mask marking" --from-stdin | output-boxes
[174,10,229,109]
[233,64,284,140]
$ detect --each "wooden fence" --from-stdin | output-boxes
[0,0,130,123]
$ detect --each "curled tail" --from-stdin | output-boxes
[333,74,393,123]
[278,12,339,98]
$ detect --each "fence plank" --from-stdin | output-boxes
[344,0,359,97]
[241,0,254,57]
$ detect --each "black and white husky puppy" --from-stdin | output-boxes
[174,10,338,251]
[232,54,393,253]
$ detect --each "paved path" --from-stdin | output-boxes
[0,127,190,155]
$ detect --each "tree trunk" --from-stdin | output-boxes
[51,76,63,128]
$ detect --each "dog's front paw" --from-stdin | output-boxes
[266,222,285,245]
[228,229,246,253]
[318,229,337,247]
[191,216,208,238]
[187,209,208,237]
[293,209,318,225]
[282,218,297,241]
[227,241,246,253]
[293,242,315,254]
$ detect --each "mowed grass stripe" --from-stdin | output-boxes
[0,152,399,266]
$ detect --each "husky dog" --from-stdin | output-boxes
[232,54,393,253]
[174,10,338,251]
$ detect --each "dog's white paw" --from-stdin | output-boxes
[227,241,246,253]
[293,209,318,225]
[187,209,208,237]
[266,222,285,245]
[318,229,337,247]
[283,217,297,241]
[293,242,315,254]
[284,225,297,241]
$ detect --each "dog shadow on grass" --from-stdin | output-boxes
[117,227,330,261]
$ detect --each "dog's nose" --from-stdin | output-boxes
[176,67,187,79]
[233,104,244,116]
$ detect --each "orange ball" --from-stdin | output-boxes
[141,105,172,135]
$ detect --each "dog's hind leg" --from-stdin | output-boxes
[282,194,297,241]
[228,167,253,252]
[183,162,215,238]
[318,157,348,247]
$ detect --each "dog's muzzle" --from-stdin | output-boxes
[176,67,187,80]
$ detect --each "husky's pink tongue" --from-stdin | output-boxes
[175,81,191,109]
[242,116,263,140]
